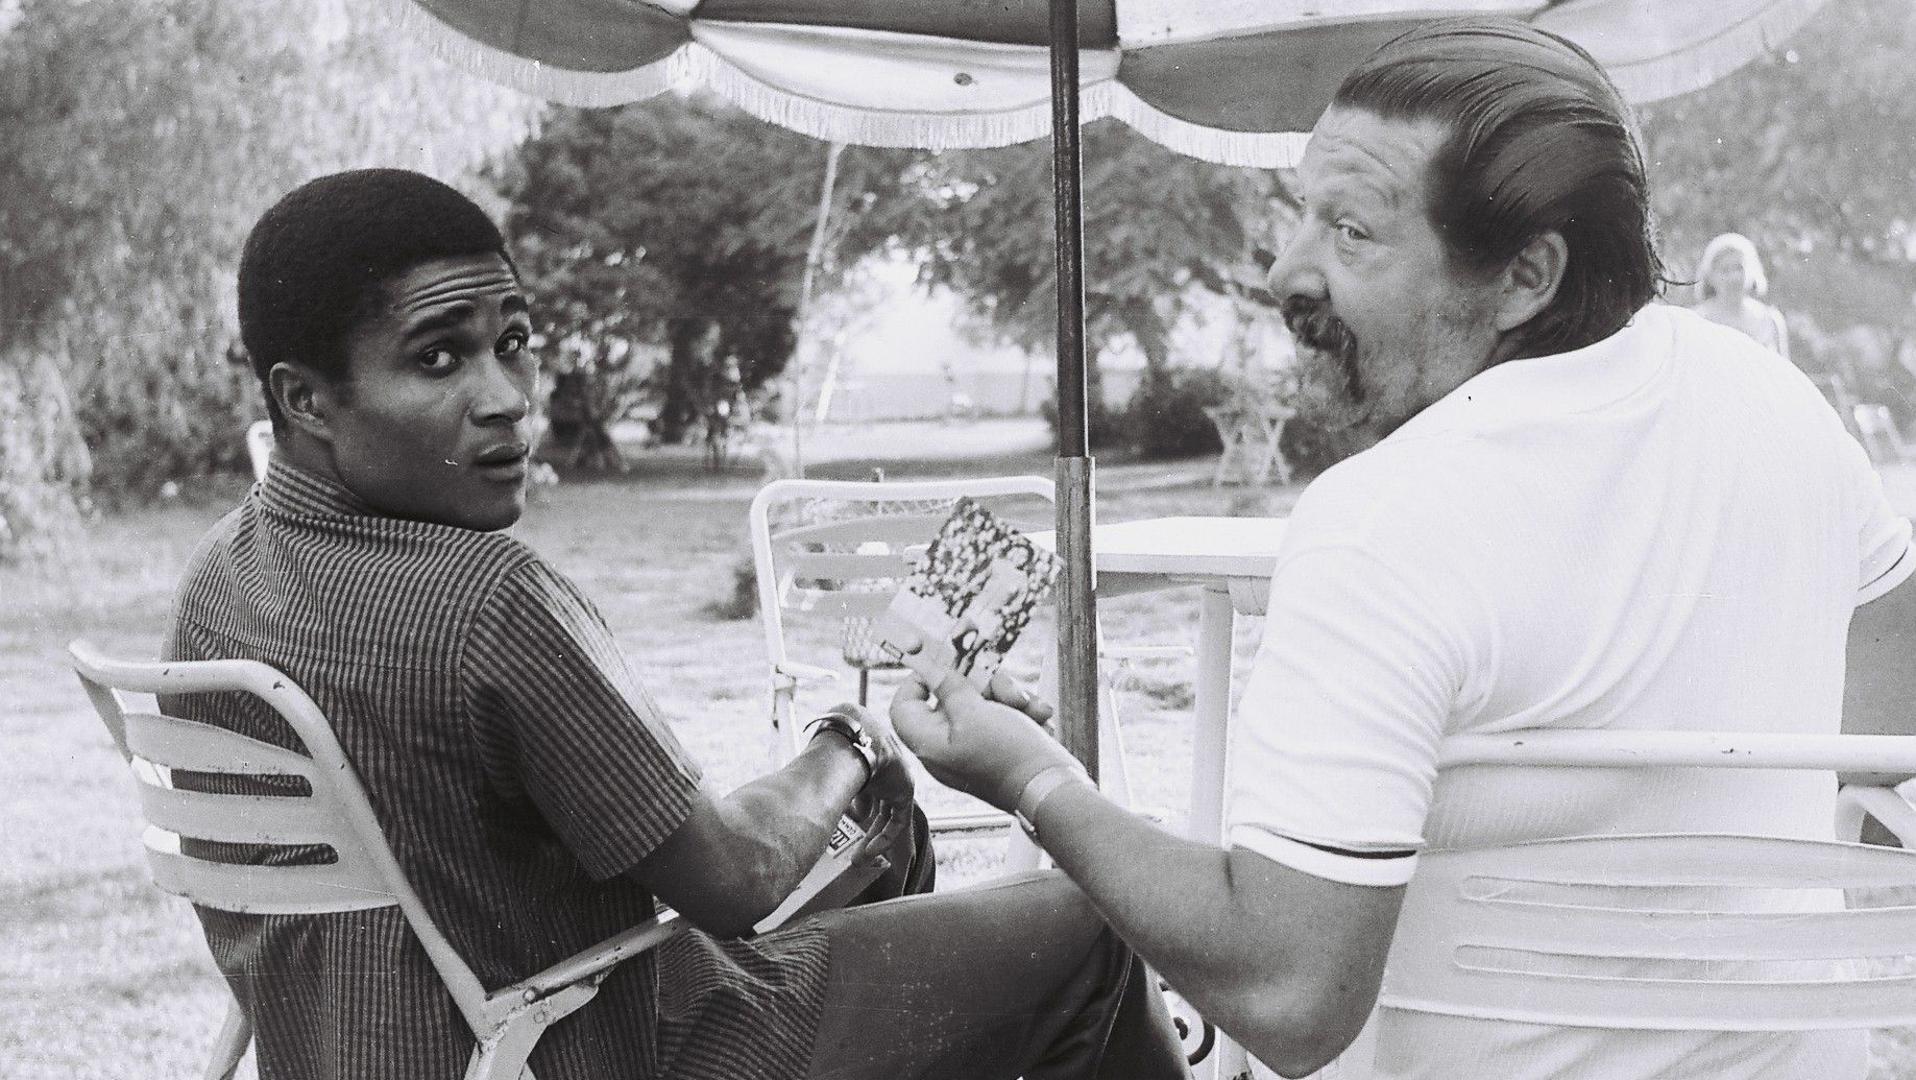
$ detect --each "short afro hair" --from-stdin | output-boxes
[237,168,513,430]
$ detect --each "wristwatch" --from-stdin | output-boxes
[806,711,878,783]
[1014,763,1091,841]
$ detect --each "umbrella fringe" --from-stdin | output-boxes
[378,0,692,108]
[378,0,1826,161]
[1549,0,1831,105]
[1103,86,1311,169]
[687,47,1059,151]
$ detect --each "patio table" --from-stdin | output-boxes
[1037,514,1288,843]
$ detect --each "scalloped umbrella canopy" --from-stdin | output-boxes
[395,0,1831,167]
[393,0,1832,769]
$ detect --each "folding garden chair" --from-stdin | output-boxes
[1227,729,1916,1080]
[68,639,865,1080]
[1204,400,1293,487]
[747,476,1184,835]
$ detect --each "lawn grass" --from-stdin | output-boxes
[4,444,1914,1078]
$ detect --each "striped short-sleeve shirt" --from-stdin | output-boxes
[163,459,831,1080]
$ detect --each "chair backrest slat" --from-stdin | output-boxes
[1383,830,1916,1031]
[1446,832,1916,890]
[124,710,316,778]
[777,514,952,548]
[136,782,366,851]
[69,640,497,1028]
[1384,964,1916,1031]
[781,588,893,619]
[783,550,916,585]
[144,845,397,915]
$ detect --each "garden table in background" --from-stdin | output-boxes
[1038,515,1287,843]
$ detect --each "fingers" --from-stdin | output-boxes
[887,677,945,753]
[985,669,1057,723]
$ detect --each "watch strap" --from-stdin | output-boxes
[805,711,877,782]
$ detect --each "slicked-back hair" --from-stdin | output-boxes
[1333,17,1666,358]
[237,168,513,431]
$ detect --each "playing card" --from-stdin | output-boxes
[873,498,1060,688]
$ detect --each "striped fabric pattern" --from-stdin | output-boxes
[163,458,832,1080]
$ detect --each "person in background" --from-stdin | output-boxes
[1690,231,1790,358]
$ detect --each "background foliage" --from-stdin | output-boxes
[0,0,532,556]
[499,98,916,454]
[3,0,1913,558]
[1638,0,1916,410]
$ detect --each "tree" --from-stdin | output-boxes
[875,122,1293,448]
[498,97,916,465]
[1638,0,1916,347]
[0,0,533,558]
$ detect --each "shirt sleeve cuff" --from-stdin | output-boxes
[1859,531,1916,606]
[1230,825,1419,887]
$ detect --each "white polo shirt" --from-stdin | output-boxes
[1228,303,1913,1079]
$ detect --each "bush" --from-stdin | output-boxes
[1041,393,1127,452]
[1278,417,1367,481]
[1120,367,1231,461]
[704,552,760,621]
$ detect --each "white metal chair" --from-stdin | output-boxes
[69,639,860,1080]
[1222,730,1916,1080]
[748,477,1181,834]
[245,420,274,482]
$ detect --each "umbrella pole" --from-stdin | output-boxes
[1049,0,1099,778]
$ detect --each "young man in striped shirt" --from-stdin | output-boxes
[164,168,1186,1080]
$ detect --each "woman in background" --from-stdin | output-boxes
[1691,232,1790,358]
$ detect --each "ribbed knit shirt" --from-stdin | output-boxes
[163,457,831,1080]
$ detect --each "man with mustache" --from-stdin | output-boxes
[891,16,1916,1080]
[161,168,1187,1080]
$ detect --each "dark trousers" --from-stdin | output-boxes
[803,869,1190,1080]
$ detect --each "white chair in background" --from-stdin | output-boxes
[748,476,1182,835]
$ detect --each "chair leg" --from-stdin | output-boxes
[204,999,250,1080]
[1096,676,1136,811]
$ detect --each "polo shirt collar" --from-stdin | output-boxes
[1387,303,1673,443]
[256,452,383,520]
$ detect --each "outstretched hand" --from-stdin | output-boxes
[889,669,1081,812]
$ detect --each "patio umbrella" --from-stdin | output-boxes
[390,0,1831,772]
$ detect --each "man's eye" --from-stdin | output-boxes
[1334,221,1370,244]
[418,346,459,372]
[498,332,530,358]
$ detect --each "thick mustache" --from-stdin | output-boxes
[1281,296,1363,403]
[1281,296,1358,357]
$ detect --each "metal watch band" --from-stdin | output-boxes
[805,711,878,782]
[1014,763,1091,841]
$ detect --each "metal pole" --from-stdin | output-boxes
[1049,0,1099,778]
[789,140,845,479]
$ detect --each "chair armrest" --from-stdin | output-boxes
[1100,644,1194,663]
[1840,783,1916,849]
[772,661,840,691]
[513,912,684,1002]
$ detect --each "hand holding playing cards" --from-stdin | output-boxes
[889,669,1081,813]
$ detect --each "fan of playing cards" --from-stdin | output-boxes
[874,498,1062,689]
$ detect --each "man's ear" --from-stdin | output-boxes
[1493,230,1568,334]
[268,362,336,444]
